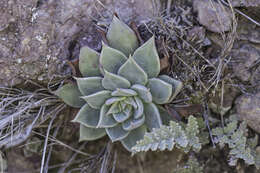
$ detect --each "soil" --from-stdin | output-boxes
[0,0,260,173]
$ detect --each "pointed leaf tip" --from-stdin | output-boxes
[100,44,127,74]
[106,16,138,56]
[133,36,160,78]
[102,70,131,90]
[118,56,148,85]
[55,83,85,108]
[79,125,106,141]
[79,46,101,77]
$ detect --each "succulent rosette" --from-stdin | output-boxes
[56,16,183,151]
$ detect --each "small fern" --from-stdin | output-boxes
[132,115,202,153]
[212,117,259,167]
[174,156,203,173]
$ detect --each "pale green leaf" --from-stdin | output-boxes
[79,124,106,141]
[113,112,131,123]
[159,75,183,103]
[102,70,131,91]
[122,115,145,131]
[147,78,172,104]
[97,105,118,128]
[133,97,144,119]
[133,36,160,78]
[131,84,152,103]
[100,44,127,74]
[74,77,104,96]
[144,102,162,130]
[106,124,130,142]
[105,97,125,105]
[72,104,100,128]
[81,90,111,109]
[111,88,137,97]
[121,125,147,151]
[79,46,101,77]
[55,83,85,108]
[118,56,148,85]
[106,16,138,57]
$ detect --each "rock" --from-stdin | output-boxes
[193,0,232,33]
[237,19,260,44]
[235,92,260,133]
[0,0,154,87]
[230,0,260,7]
[231,44,260,82]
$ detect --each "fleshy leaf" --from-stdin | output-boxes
[102,70,131,91]
[123,105,133,118]
[133,97,144,119]
[75,77,104,96]
[121,125,147,151]
[106,102,121,115]
[144,103,162,131]
[81,90,111,109]
[100,44,127,74]
[79,46,101,77]
[72,104,100,128]
[147,78,172,104]
[113,112,131,123]
[79,125,106,141]
[118,56,148,85]
[133,36,160,78]
[55,83,85,108]
[123,97,137,109]
[106,124,130,142]
[122,115,145,131]
[157,105,175,126]
[105,97,125,105]
[131,84,152,103]
[159,75,183,103]
[97,105,118,128]
[111,88,137,97]
[106,16,138,57]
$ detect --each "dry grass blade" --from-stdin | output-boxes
[0,86,64,149]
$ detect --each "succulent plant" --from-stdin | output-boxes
[55,16,183,151]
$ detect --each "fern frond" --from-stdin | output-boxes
[212,120,257,166]
[132,115,202,154]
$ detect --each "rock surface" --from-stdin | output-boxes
[193,0,232,33]
[0,0,154,87]
[230,0,260,7]
[235,92,260,133]
[231,44,260,82]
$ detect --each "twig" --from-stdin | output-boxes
[203,102,216,148]
[44,119,63,173]
[40,112,57,173]
[58,142,88,173]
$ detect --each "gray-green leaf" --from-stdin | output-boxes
[102,70,131,91]
[97,105,118,128]
[79,46,101,77]
[79,125,106,141]
[75,77,104,96]
[159,75,183,103]
[131,84,152,103]
[106,124,130,142]
[106,16,138,57]
[133,36,160,78]
[147,78,172,104]
[100,43,127,74]
[144,102,162,130]
[81,90,111,109]
[118,56,148,85]
[55,83,85,108]
[121,125,147,151]
[72,104,100,128]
